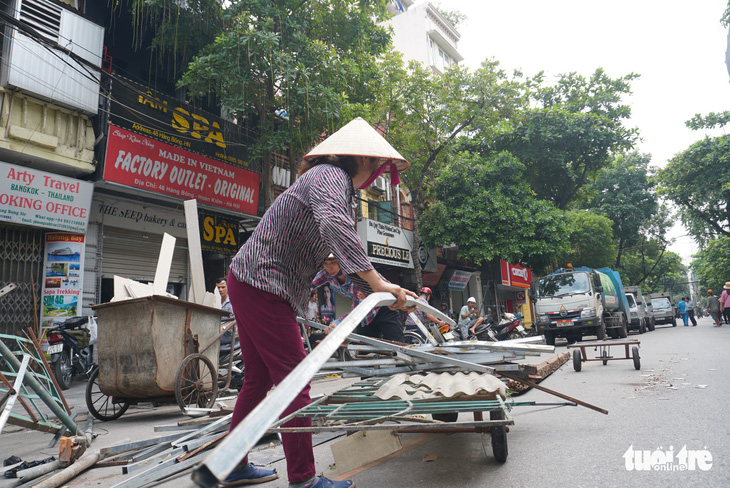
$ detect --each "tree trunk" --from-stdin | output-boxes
[410,199,424,290]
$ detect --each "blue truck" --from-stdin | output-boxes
[529,265,632,345]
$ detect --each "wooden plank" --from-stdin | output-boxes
[184,199,205,304]
[153,233,176,295]
[331,430,402,475]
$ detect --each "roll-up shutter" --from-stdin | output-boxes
[102,227,188,283]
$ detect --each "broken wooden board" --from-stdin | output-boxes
[505,351,570,395]
[184,199,206,304]
[153,233,176,295]
[331,430,402,475]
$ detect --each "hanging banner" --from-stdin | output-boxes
[500,259,532,288]
[448,270,472,291]
[199,210,240,254]
[41,233,85,329]
[103,125,260,215]
[0,161,94,233]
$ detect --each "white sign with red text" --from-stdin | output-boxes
[0,161,94,233]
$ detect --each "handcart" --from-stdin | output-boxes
[87,295,228,420]
[267,375,515,462]
[567,338,641,372]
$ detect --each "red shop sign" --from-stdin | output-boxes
[500,259,532,288]
[103,125,259,215]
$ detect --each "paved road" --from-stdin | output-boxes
[2,316,727,487]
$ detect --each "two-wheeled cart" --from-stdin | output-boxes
[567,338,641,371]
[87,295,229,420]
[267,375,515,462]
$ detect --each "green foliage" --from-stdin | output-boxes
[685,111,730,130]
[654,133,730,242]
[495,69,639,209]
[558,210,616,268]
[433,4,467,29]
[619,240,686,294]
[420,151,568,273]
[692,237,730,294]
[179,0,391,205]
[585,151,658,267]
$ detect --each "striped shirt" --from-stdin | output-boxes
[311,269,379,326]
[230,164,374,316]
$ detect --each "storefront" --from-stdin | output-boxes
[87,80,261,306]
[356,218,415,286]
[0,161,93,335]
[496,260,533,325]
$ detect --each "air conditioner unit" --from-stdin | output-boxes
[370,176,387,193]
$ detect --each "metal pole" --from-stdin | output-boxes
[0,340,77,434]
[193,293,453,487]
[0,355,30,433]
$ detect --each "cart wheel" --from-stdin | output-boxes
[602,350,609,365]
[86,367,130,421]
[432,412,459,423]
[490,409,508,463]
[632,346,641,370]
[175,354,219,413]
[572,349,582,372]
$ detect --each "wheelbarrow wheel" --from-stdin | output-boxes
[490,409,508,463]
[572,349,582,372]
[86,367,130,421]
[632,346,641,370]
[176,354,219,413]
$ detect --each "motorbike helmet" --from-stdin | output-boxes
[420,287,432,295]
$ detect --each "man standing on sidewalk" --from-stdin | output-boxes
[686,297,698,326]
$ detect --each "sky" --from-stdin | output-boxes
[431,0,730,264]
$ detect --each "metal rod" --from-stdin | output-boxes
[498,371,608,415]
[0,340,77,434]
[26,328,71,415]
[193,293,453,487]
[0,355,30,433]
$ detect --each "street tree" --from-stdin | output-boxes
[691,237,730,294]
[557,210,616,269]
[655,112,730,243]
[420,151,568,276]
[585,151,658,268]
[179,0,392,207]
[381,60,523,287]
[494,69,639,209]
[620,242,686,295]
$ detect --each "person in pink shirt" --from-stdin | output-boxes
[720,282,730,325]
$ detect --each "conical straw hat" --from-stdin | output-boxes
[303,117,410,171]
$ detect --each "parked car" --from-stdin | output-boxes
[649,293,677,327]
[625,286,654,333]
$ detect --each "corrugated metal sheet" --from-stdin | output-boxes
[374,371,506,401]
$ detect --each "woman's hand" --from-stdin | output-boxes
[372,280,418,311]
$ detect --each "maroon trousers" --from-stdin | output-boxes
[227,271,314,483]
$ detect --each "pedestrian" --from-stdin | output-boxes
[311,254,404,342]
[224,117,415,488]
[721,282,730,325]
[678,297,688,326]
[686,296,697,326]
[706,290,722,326]
[404,287,446,338]
[457,297,481,339]
[216,277,234,346]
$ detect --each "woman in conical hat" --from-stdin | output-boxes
[224,118,415,488]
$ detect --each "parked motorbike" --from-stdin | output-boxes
[218,334,244,391]
[42,316,96,390]
[471,313,527,342]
